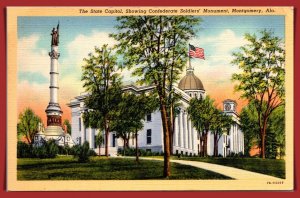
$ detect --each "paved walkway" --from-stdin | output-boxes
[137,157,281,180]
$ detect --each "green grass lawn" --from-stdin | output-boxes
[174,157,285,179]
[17,156,232,180]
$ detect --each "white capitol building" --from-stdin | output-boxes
[36,24,244,157]
[68,65,244,157]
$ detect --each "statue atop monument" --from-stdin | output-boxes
[51,23,59,46]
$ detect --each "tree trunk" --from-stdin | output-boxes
[260,119,268,159]
[104,119,109,157]
[123,138,126,156]
[169,105,174,155]
[261,130,266,159]
[125,136,129,149]
[203,133,208,157]
[213,134,218,157]
[200,136,204,157]
[99,144,101,157]
[135,129,139,162]
[160,103,171,177]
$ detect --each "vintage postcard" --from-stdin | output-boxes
[7,6,294,191]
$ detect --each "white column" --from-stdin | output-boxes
[235,125,237,152]
[187,116,190,149]
[174,116,179,147]
[191,126,195,152]
[230,126,233,152]
[81,113,85,145]
[89,128,94,149]
[50,46,59,104]
[184,113,188,150]
[189,119,192,150]
[180,111,184,148]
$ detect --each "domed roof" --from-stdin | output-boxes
[178,70,205,91]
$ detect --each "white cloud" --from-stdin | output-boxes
[191,29,247,64]
[59,31,118,98]
[186,29,247,95]
[18,35,49,79]
[65,31,117,69]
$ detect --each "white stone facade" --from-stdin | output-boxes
[68,85,244,157]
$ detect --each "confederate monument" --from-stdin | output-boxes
[35,23,74,146]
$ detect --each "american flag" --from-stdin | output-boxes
[189,44,205,59]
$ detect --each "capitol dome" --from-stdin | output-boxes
[178,70,205,91]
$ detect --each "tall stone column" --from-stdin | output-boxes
[179,111,184,148]
[89,128,94,149]
[184,112,188,150]
[81,113,85,145]
[174,116,179,147]
[44,24,64,137]
[188,119,192,150]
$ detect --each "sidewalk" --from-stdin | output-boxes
[139,157,281,180]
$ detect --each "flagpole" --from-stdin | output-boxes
[188,44,191,71]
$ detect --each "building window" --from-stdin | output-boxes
[94,135,97,148]
[112,134,116,147]
[146,129,152,144]
[79,117,81,131]
[78,137,81,145]
[146,113,152,122]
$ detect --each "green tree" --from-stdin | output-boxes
[95,132,104,156]
[269,105,285,159]
[111,16,200,177]
[231,30,285,159]
[17,108,42,144]
[81,44,122,157]
[211,109,233,157]
[240,101,285,158]
[187,96,216,157]
[239,101,260,156]
[63,119,71,135]
[112,92,158,161]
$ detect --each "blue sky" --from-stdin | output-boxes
[17,15,285,120]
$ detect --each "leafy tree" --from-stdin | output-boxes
[81,44,122,157]
[269,105,285,159]
[211,109,233,157]
[232,30,285,159]
[239,101,260,156]
[187,96,216,157]
[63,119,71,135]
[17,108,42,144]
[240,101,285,158]
[95,132,104,156]
[112,92,158,161]
[111,16,200,177]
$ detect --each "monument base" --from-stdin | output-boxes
[34,126,75,147]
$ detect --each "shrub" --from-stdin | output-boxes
[32,139,59,158]
[45,139,59,158]
[73,141,92,162]
[17,139,59,159]
[88,149,97,156]
[17,141,32,158]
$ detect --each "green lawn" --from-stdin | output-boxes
[175,157,285,179]
[17,156,232,180]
